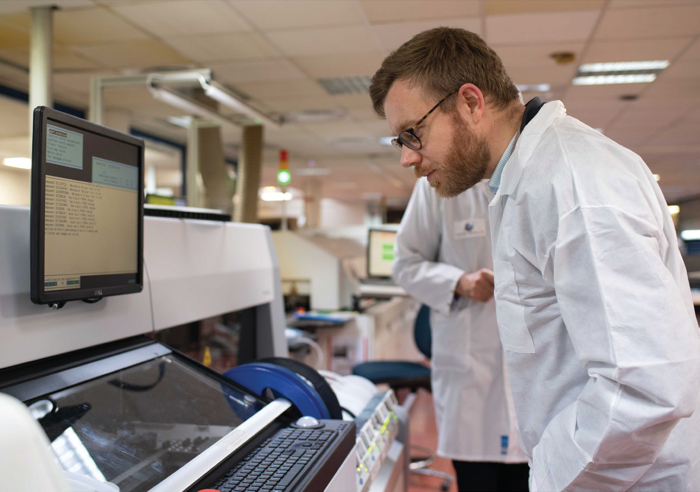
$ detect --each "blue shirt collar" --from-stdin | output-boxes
[488,132,518,194]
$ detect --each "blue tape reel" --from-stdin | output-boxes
[223,362,331,420]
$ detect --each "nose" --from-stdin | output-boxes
[400,146,421,169]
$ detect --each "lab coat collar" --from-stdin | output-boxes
[495,100,567,197]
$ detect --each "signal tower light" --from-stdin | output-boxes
[277,150,291,186]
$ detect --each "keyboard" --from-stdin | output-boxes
[213,423,350,492]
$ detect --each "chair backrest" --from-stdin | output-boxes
[413,305,432,359]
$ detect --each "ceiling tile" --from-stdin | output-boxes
[495,43,585,68]
[54,8,150,46]
[594,5,700,40]
[0,17,29,49]
[359,1,480,24]
[266,26,379,57]
[582,38,692,63]
[54,72,107,96]
[0,45,99,70]
[373,17,482,52]
[234,79,327,100]
[564,82,646,102]
[644,79,700,103]
[229,0,363,31]
[211,59,306,84]
[0,1,93,15]
[164,32,278,63]
[332,93,375,109]
[72,39,191,68]
[657,61,700,81]
[507,65,578,86]
[608,105,689,131]
[292,54,385,79]
[647,121,700,146]
[262,96,341,113]
[564,100,627,129]
[487,0,604,15]
[112,1,252,37]
[348,106,382,121]
[678,38,700,61]
[487,10,600,45]
[609,0,700,9]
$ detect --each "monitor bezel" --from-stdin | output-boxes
[30,106,145,305]
[366,228,397,279]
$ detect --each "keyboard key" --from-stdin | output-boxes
[278,464,304,487]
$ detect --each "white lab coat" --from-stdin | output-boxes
[393,177,527,462]
[489,100,700,490]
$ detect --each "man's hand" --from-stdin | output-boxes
[455,269,495,302]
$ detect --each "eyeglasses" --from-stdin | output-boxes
[391,89,458,151]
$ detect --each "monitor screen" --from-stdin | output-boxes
[367,229,397,278]
[30,107,144,305]
[24,351,265,492]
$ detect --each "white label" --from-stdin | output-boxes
[46,124,84,170]
[454,218,486,239]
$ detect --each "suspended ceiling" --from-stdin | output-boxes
[0,0,698,203]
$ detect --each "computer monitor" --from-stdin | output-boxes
[366,229,397,278]
[30,107,145,306]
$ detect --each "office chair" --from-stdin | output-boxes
[352,305,454,491]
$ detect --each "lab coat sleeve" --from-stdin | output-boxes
[531,205,700,491]
[392,179,465,316]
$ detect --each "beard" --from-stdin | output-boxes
[416,112,491,198]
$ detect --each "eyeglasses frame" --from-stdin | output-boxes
[391,89,459,151]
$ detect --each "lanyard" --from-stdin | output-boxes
[520,97,545,133]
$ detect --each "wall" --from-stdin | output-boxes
[319,198,365,228]
[0,167,30,206]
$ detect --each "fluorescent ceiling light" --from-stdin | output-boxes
[4,157,31,169]
[668,205,680,215]
[167,116,193,128]
[200,79,281,129]
[653,174,660,181]
[261,192,292,201]
[681,230,700,241]
[579,61,669,73]
[516,84,551,93]
[572,74,657,85]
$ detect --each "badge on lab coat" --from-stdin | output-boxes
[454,218,486,239]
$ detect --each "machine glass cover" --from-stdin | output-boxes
[31,107,144,304]
[30,355,264,492]
[366,229,397,278]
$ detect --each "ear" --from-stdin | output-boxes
[456,83,485,124]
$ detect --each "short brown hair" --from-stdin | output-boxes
[370,27,519,118]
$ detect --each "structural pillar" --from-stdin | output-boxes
[198,126,235,214]
[186,119,202,208]
[233,125,263,223]
[29,6,53,137]
[302,179,322,229]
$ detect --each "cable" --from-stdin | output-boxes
[144,259,156,334]
[340,406,356,419]
[295,336,324,370]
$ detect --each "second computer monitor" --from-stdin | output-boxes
[367,229,397,278]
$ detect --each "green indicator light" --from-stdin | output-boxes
[277,169,291,185]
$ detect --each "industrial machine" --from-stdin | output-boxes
[0,108,362,492]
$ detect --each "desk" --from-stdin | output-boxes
[358,284,408,298]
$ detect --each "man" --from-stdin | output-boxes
[393,176,529,491]
[370,27,700,491]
